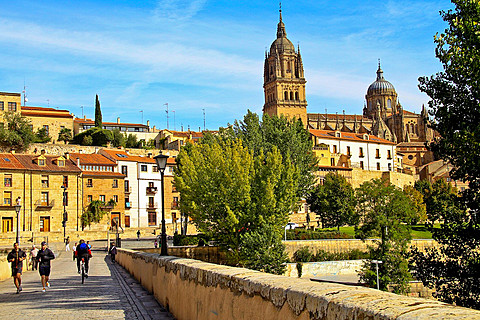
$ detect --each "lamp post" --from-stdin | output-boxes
[61,185,68,243]
[372,260,383,290]
[154,154,169,256]
[14,197,21,244]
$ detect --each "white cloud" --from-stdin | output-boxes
[153,0,207,22]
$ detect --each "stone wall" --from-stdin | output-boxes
[284,260,363,279]
[116,249,480,320]
[142,246,226,264]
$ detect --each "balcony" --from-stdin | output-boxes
[35,199,55,209]
[171,202,179,210]
[124,186,132,194]
[146,186,158,194]
[147,202,158,209]
[125,202,131,209]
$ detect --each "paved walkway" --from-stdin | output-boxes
[0,250,175,319]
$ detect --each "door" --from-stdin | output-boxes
[111,212,120,229]
[40,216,50,232]
[125,215,130,228]
[2,217,13,232]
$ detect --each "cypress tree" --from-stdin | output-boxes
[95,94,102,128]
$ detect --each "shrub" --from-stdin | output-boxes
[293,247,314,262]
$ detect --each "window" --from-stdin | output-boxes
[148,197,155,208]
[121,166,128,175]
[125,180,130,192]
[8,102,17,112]
[141,165,148,172]
[112,179,118,188]
[63,192,68,206]
[125,215,130,228]
[58,160,65,166]
[387,150,392,159]
[346,146,351,156]
[377,163,381,171]
[43,125,49,135]
[63,176,68,188]
[3,191,12,205]
[148,181,154,188]
[113,195,118,203]
[87,179,93,187]
[87,195,93,203]
[388,163,392,171]
[290,91,294,100]
[40,216,50,232]
[152,166,158,173]
[41,192,49,206]
[38,159,45,166]
[2,217,13,232]
[360,161,364,170]
[375,149,380,159]
[99,195,106,202]
[41,175,49,188]
[284,91,288,100]
[0,101,3,110]
[4,174,12,187]
[333,145,337,153]
[148,211,157,226]
[359,147,364,158]
[295,92,299,100]
[330,158,335,166]
[172,184,177,193]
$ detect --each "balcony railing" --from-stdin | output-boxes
[147,202,158,209]
[125,202,131,209]
[146,186,158,194]
[35,199,55,208]
[124,186,132,194]
[171,202,179,210]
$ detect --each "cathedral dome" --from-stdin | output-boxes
[269,10,295,55]
[367,65,396,95]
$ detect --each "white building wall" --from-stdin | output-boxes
[137,162,163,228]
[115,160,139,227]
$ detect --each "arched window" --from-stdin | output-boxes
[410,124,414,134]
[295,92,299,100]
[387,99,392,109]
[415,124,418,135]
[290,92,294,100]
[287,61,291,71]
[270,66,273,74]
[284,91,288,100]
[406,124,409,133]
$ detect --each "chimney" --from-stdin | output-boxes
[199,127,201,132]
[84,115,86,120]
[153,125,156,131]
[147,153,152,158]
[10,150,15,154]
[147,120,150,127]
[76,157,80,167]
[95,147,99,154]
[65,152,70,160]
[41,149,46,155]
[117,117,120,124]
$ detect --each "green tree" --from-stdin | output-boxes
[174,138,297,274]
[228,111,317,197]
[94,94,102,128]
[307,173,356,230]
[57,127,72,144]
[111,128,125,147]
[125,133,139,148]
[73,127,113,146]
[355,179,419,294]
[0,112,35,151]
[33,127,51,143]
[403,185,427,224]
[81,200,107,229]
[414,1,480,308]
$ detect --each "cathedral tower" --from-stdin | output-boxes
[364,61,398,120]
[263,8,307,124]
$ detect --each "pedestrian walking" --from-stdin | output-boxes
[137,230,141,241]
[109,242,117,263]
[65,236,70,251]
[72,242,77,261]
[37,241,55,293]
[87,241,92,249]
[30,244,39,270]
[7,242,27,294]
[154,239,158,248]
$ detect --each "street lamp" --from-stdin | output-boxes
[14,197,21,244]
[154,154,169,256]
[372,260,383,290]
[61,185,68,243]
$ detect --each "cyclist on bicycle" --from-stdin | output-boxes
[74,239,92,276]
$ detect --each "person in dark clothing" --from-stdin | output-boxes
[36,241,55,292]
[7,242,27,294]
[75,239,92,275]
[109,242,117,263]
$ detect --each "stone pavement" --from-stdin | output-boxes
[0,249,175,320]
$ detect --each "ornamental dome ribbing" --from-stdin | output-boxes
[367,65,396,95]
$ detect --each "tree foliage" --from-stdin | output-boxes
[0,112,35,151]
[414,0,480,308]
[307,173,356,229]
[81,200,107,229]
[111,128,125,147]
[95,94,102,128]
[34,127,51,143]
[125,133,140,148]
[58,127,72,144]
[174,137,297,274]
[73,127,113,146]
[355,179,420,294]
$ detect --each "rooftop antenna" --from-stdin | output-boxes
[46,99,50,108]
[140,110,143,124]
[81,106,84,118]
[164,103,169,129]
[202,108,206,131]
[22,80,28,107]
[172,110,176,131]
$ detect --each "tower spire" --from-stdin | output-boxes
[377,59,384,80]
[277,2,286,38]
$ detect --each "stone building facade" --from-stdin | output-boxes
[21,106,75,144]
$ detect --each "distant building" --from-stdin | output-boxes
[0,91,21,128]
[21,106,75,143]
[159,129,204,151]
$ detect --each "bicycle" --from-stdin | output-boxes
[81,257,86,284]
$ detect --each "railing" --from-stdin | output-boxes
[147,202,158,209]
[124,186,132,193]
[146,186,158,194]
[35,199,55,208]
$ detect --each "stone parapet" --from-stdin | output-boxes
[116,249,480,320]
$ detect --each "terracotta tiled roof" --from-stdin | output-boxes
[163,129,204,138]
[22,106,71,113]
[318,165,352,171]
[13,154,82,173]
[100,149,157,163]
[309,129,395,145]
[82,171,125,178]
[74,118,147,127]
[0,154,25,170]
[70,153,116,166]
[307,113,370,122]
[167,158,177,165]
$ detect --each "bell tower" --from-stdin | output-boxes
[263,7,307,124]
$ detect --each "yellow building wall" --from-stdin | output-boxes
[25,115,74,144]
[0,92,21,124]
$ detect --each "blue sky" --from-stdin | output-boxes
[0,0,452,131]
